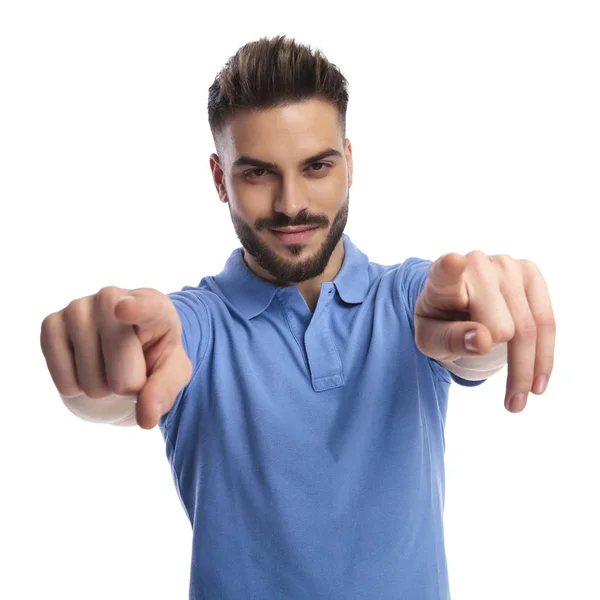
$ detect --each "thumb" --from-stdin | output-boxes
[414,316,494,361]
[113,288,190,429]
[136,343,193,430]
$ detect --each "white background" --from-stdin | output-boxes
[1,1,598,598]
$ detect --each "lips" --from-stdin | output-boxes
[270,226,317,233]
[269,226,318,244]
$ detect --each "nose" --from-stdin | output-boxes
[273,175,309,218]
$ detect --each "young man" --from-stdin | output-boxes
[41,35,555,600]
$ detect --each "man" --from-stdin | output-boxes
[40,35,555,599]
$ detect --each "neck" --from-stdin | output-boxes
[243,239,345,313]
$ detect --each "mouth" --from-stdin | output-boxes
[269,226,319,244]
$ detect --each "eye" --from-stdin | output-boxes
[307,162,331,174]
[244,168,270,179]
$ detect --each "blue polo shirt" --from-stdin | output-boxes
[159,233,486,600]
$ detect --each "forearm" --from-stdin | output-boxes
[438,342,507,381]
[59,344,507,425]
[60,392,138,426]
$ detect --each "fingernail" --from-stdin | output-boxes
[117,295,136,305]
[464,330,479,353]
[509,393,526,412]
[533,375,547,395]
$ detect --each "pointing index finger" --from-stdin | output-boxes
[113,288,179,346]
[429,253,467,284]
[423,253,470,312]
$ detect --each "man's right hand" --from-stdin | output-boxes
[40,287,193,430]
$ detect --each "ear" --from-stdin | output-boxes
[345,139,353,188]
[210,153,228,203]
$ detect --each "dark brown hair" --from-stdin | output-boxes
[208,35,349,146]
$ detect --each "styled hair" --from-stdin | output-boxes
[207,35,349,147]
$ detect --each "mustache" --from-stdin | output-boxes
[256,213,329,230]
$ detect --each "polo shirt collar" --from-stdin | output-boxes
[214,233,370,320]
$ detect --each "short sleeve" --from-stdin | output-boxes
[396,257,487,388]
[159,289,211,429]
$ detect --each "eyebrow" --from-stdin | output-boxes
[232,148,343,170]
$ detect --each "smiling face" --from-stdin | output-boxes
[210,98,353,284]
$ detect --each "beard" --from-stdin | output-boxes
[229,192,349,284]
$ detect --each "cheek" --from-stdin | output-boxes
[307,172,345,201]
[230,191,270,225]
[326,168,348,195]
[320,178,348,212]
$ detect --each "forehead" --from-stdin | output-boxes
[219,99,343,166]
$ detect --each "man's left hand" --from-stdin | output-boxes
[414,251,556,413]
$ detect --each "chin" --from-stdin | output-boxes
[276,241,319,259]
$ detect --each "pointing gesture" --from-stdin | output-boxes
[40,287,193,429]
[414,251,556,413]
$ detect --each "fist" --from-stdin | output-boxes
[40,286,193,430]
